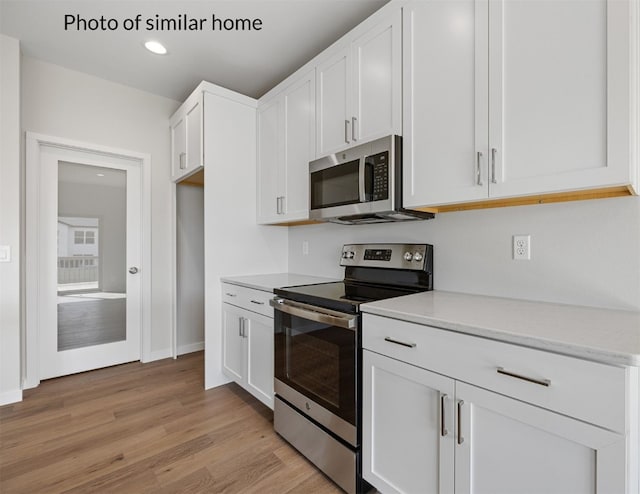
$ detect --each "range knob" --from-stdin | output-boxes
[403,252,413,261]
[343,251,355,259]
[413,252,424,262]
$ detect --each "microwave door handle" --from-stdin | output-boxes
[270,298,357,330]
[359,157,366,203]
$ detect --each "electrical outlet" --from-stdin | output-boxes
[512,235,531,260]
[302,240,309,256]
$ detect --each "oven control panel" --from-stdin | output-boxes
[340,243,432,271]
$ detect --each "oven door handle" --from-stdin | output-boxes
[270,298,357,330]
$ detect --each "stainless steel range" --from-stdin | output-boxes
[270,243,434,493]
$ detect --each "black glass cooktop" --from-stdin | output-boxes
[274,281,426,314]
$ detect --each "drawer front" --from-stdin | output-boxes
[221,282,273,318]
[363,314,627,432]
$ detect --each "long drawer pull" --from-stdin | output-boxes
[250,300,265,305]
[457,400,464,445]
[440,393,448,437]
[225,292,237,297]
[384,337,416,348]
[497,367,551,387]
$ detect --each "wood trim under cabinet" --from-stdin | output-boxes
[179,169,204,187]
[412,185,635,214]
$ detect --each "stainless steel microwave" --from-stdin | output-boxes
[309,135,434,224]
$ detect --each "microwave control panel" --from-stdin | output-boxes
[368,151,389,201]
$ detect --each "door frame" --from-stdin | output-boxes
[24,132,152,389]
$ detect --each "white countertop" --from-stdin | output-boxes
[361,291,640,366]
[220,273,337,292]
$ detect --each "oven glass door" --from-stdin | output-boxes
[274,305,357,426]
[310,159,362,210]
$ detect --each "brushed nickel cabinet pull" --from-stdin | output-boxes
[352,116,358,141]
[440,393,448,437]
[476,151,483,186]
[384,337,417,348]
[250,300,265,305]
[225,292,237,297]
[497,367,551,387]
[179,152,187,170]
[457,400,464,445]
[491,148,497,184]
[345,120,351,144]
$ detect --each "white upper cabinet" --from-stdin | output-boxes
[316,47,351,156]
[404,0,638,209]
[317,9,402,156]
[352,10,402,148]
[283,72,316,221]
[256,96,281,223]
[402,0,487,207]
[257,69,316,225]
[170,91,204,183]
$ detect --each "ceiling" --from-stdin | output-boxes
[0,0,390,102]
[59,161,126,187]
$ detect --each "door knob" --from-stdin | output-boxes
[128,267,139,274]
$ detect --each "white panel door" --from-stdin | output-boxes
[352,9,402,145]
[316,46,351,156]
[402,0,488,208]
[256,96,282,224]
[363,350,455,494]
[39,147,141,380]
[282,69,315,221]
[489,0,632,197]
[455,382,627,494]
[245,311,274,409]
[221,303,245,383]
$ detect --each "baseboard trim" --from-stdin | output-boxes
[0,389,23,406]
[178,342,204,356]
[143,348,173,363]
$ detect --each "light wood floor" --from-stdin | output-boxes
[0,352,342,493]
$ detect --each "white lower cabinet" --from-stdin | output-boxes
[221,288,274,409]
[363,350,454,494]
[363,350,627,494]
[455,382,626,494]
[362,314,635,494]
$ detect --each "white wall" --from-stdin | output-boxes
[21,57,180,359]
[176,184,204,354]
[0,35,22,405]
[289,196,640,311]
[59,182,126,293]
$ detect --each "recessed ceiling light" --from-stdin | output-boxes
[96,173,105,177]
[144,40,167,55]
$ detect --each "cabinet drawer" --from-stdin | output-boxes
[363,314,627,432]
[221,282,273,318]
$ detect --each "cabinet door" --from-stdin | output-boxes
[352,9,402,145]
[282,70,315,222]
[256,97,282,224]
[316,46,351,156]
[185,95,203,171]
[363,350,455,494]
[245,311,274,409]
[402,0,488,209]
[455,382,627,494]
[171,115,187,182]
[221,304,245,383]
[488,0,632,198]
